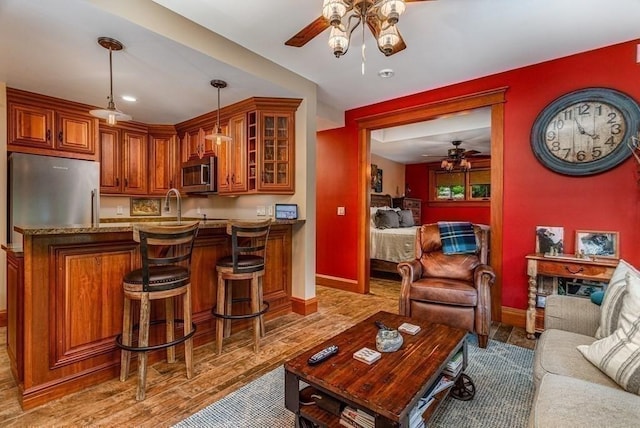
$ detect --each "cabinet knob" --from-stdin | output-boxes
[46,129,51,141]
[58,131,63,142]
[115,177,120,187]
[124,178,128,188]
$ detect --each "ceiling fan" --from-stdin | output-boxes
[422,140,482,170]
[285,0,435,58]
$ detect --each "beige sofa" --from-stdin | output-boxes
[529,294,640,427]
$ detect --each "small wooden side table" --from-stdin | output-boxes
[525,253,618,339]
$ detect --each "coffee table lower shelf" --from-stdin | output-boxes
[295,373,473,428]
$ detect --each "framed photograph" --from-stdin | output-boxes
[535,226,564,255]
[370,164,378,190]
[130,198,162,216]
[374,168,383,193]
[575,230,619,259]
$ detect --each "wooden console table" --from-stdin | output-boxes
[525,253,618,339]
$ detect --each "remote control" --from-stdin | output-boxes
[375,320,392,330]
[307,345,339,365]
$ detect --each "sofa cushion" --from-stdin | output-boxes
[578,272,640,395]
[528,373,640,428]
[533,329,619,390]
[596,259,640,339]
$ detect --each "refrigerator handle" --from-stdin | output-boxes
[91,189,99,226]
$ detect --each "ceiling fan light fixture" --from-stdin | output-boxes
[90,37,132,126]
[328,26,349,57]
[378,0,406,25]
[322,0,348,27]
[205,79,233,145]
[377,25,401,56]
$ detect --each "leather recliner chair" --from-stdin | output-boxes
[397,223,495,348]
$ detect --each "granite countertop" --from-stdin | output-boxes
[13,217,302,236]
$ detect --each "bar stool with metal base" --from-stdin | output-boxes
[213,219,272,354]
[116,221,199,401]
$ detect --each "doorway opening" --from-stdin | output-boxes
[357,88,506,321]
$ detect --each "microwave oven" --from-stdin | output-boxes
[181,156,217,193]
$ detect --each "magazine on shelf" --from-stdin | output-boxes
[408,396,434,428]
[341,406,374,428]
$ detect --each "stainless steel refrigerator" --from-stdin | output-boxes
[8,153,100,244]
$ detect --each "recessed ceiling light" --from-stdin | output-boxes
[121,95,137,102]
[378,69,394,78]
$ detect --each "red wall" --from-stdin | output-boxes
[317,39,640,310]
[405,163,491,225]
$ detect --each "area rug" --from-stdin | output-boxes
[175,337,534,428]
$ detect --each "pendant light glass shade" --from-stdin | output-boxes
[89,37,132,125]
[205,79,232,144]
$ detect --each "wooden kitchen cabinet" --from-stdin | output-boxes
[182,127,217,161]
[4,223,293,409]
[257,111,295,193]
[148,126,180,195]
[8,88,98,160]
[99,125,148,195]
[217,114,247,193]
[176,97,301,195]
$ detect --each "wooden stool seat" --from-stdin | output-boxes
[213,219,272,355]
[116,221,199,401]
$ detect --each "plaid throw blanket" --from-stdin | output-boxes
[438,221,478,254]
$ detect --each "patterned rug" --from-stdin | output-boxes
[175,337,534,428]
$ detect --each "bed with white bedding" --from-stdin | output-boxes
[370,226,419,263]
[370,194,418,274]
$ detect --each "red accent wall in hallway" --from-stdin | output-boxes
[317,39,640,310]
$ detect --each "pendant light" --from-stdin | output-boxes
[205,79,232,144]
[90,37,132,126]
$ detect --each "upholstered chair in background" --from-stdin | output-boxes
[397,223,495,348]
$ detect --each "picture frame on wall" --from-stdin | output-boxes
[370,164,378,191]
[535,226,564,255]
[575,230,619,259]
[130,198,162,216]
[374,168,383,193]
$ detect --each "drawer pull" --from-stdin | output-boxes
[565,266,584,274]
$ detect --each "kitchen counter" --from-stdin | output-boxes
[4,219,296,409]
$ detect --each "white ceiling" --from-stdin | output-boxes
[1,0,639,162]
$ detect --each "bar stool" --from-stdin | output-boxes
[213,219,272,354]
[116,221,199,401]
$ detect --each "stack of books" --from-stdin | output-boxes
[340,406,374,428]
[443,351,463,377]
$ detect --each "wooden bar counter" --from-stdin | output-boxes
[4,219,295,409]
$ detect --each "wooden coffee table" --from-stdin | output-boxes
[284,311,471,428]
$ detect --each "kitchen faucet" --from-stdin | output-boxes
[164,188,182,223]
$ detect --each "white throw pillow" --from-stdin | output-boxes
[595,259,640,339]
[578,272,640,395]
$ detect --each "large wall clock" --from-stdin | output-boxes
[531,87,640,176]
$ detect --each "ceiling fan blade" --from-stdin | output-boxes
[285,16,330,47]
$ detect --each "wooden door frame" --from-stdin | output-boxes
[356,88,507,321]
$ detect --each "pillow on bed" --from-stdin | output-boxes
[370,206,398,228]
[398,210,415,227]
[374,209,400,229]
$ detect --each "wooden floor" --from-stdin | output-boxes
[0,277,535,427]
